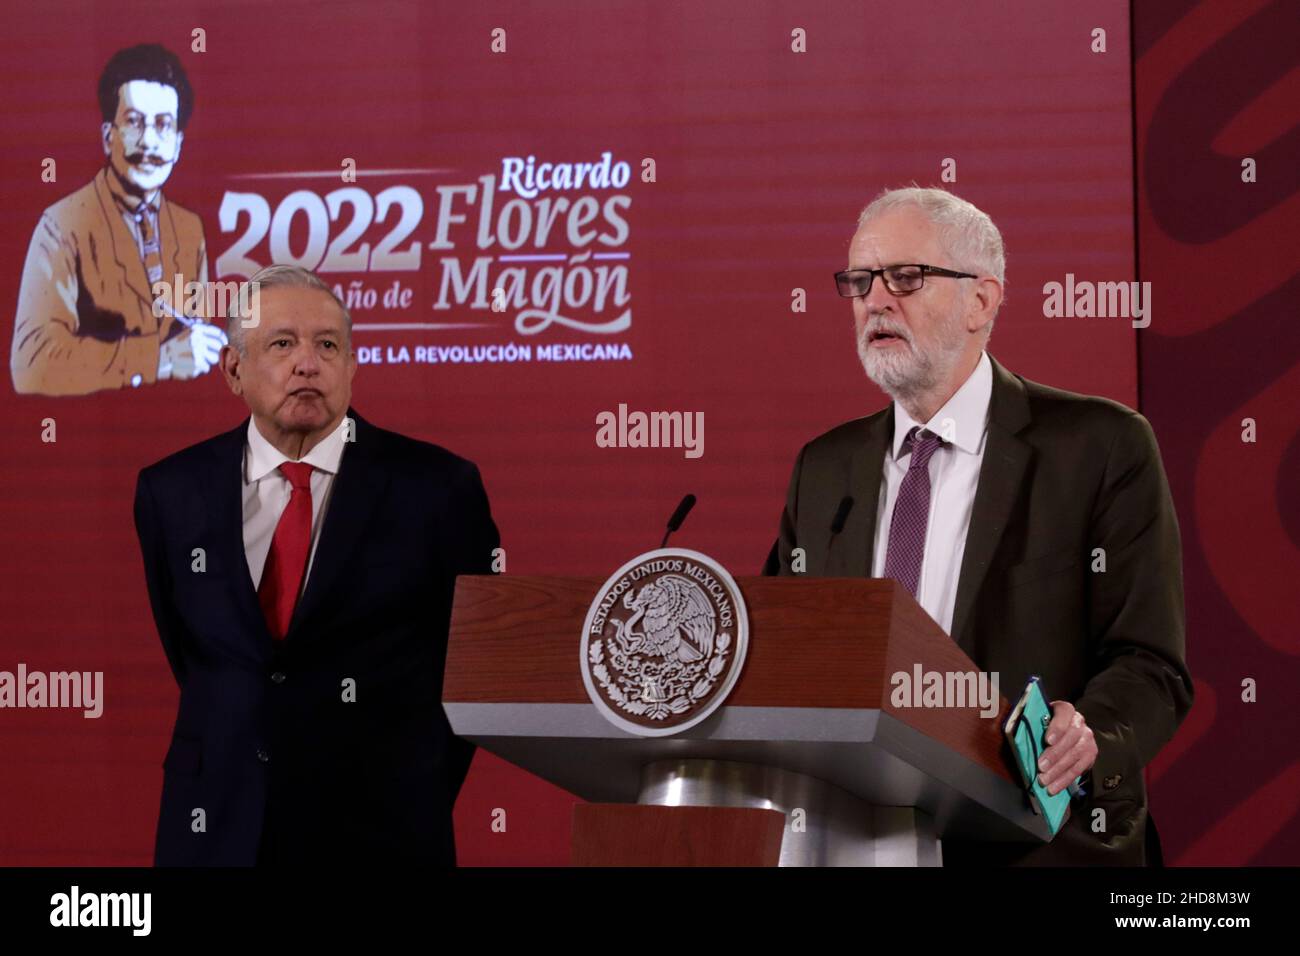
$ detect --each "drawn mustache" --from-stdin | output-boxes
[125,152,169,166]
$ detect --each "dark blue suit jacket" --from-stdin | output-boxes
[133,407,500,866]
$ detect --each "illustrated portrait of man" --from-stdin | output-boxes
[11,42,226,396]
[764,186,1193,866]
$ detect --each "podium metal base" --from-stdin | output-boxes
[637,758,942,867]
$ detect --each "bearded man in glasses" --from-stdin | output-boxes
[763,186,1191,867]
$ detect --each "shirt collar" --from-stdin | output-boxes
[890,350,993,459]
[245,414,350,484]
[102,165,162,216]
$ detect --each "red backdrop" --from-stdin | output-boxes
[2,0,1226,867]
[1134,0,1299,866]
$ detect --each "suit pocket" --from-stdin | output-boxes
[1087,794,1144,844]
[163,735,203,777]
[1005,548,1082,588]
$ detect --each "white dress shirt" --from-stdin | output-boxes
[242,415,351,592]
[871,350,993,635]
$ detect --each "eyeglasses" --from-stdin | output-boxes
[116,112,177,141]
[834,264,976,298]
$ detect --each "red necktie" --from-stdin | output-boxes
[257,462,315,641]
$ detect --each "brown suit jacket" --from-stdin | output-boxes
[764,352,1193,865]
[10,166,207,396]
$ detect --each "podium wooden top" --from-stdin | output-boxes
[446,575,1016,789]
[444,574,1045,843]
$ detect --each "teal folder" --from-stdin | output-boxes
[1004,676,1076,836]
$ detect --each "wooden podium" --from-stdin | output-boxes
[444,575,1050,866]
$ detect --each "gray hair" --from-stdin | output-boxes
[857,186,1006,325]
[226,264,353,354]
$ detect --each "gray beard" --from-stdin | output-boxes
[856,320,966,409]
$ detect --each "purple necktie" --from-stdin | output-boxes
[883,427,945,597]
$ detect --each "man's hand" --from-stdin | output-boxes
[158,322,228,380]
[1038,699,1098,795]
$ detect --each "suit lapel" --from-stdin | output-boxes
[206,407,390,649]
[159,197,183,281]
[284,407,390,642]
[203,418,274,647]
[157,198,184,340]
[827,407,892,577]
[92,168,159,324]
[949,354,1033,655]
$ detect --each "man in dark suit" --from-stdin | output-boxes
[133,264,499,865]
[764,187,1192,866]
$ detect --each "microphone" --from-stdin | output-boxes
[829,496,855,535]
[661,494,697,548]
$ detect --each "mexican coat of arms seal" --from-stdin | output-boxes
[580,549,749,736]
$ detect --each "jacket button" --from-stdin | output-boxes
[1103,773,1122,790]
[256,749,270,763]
[270,671,286,684]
